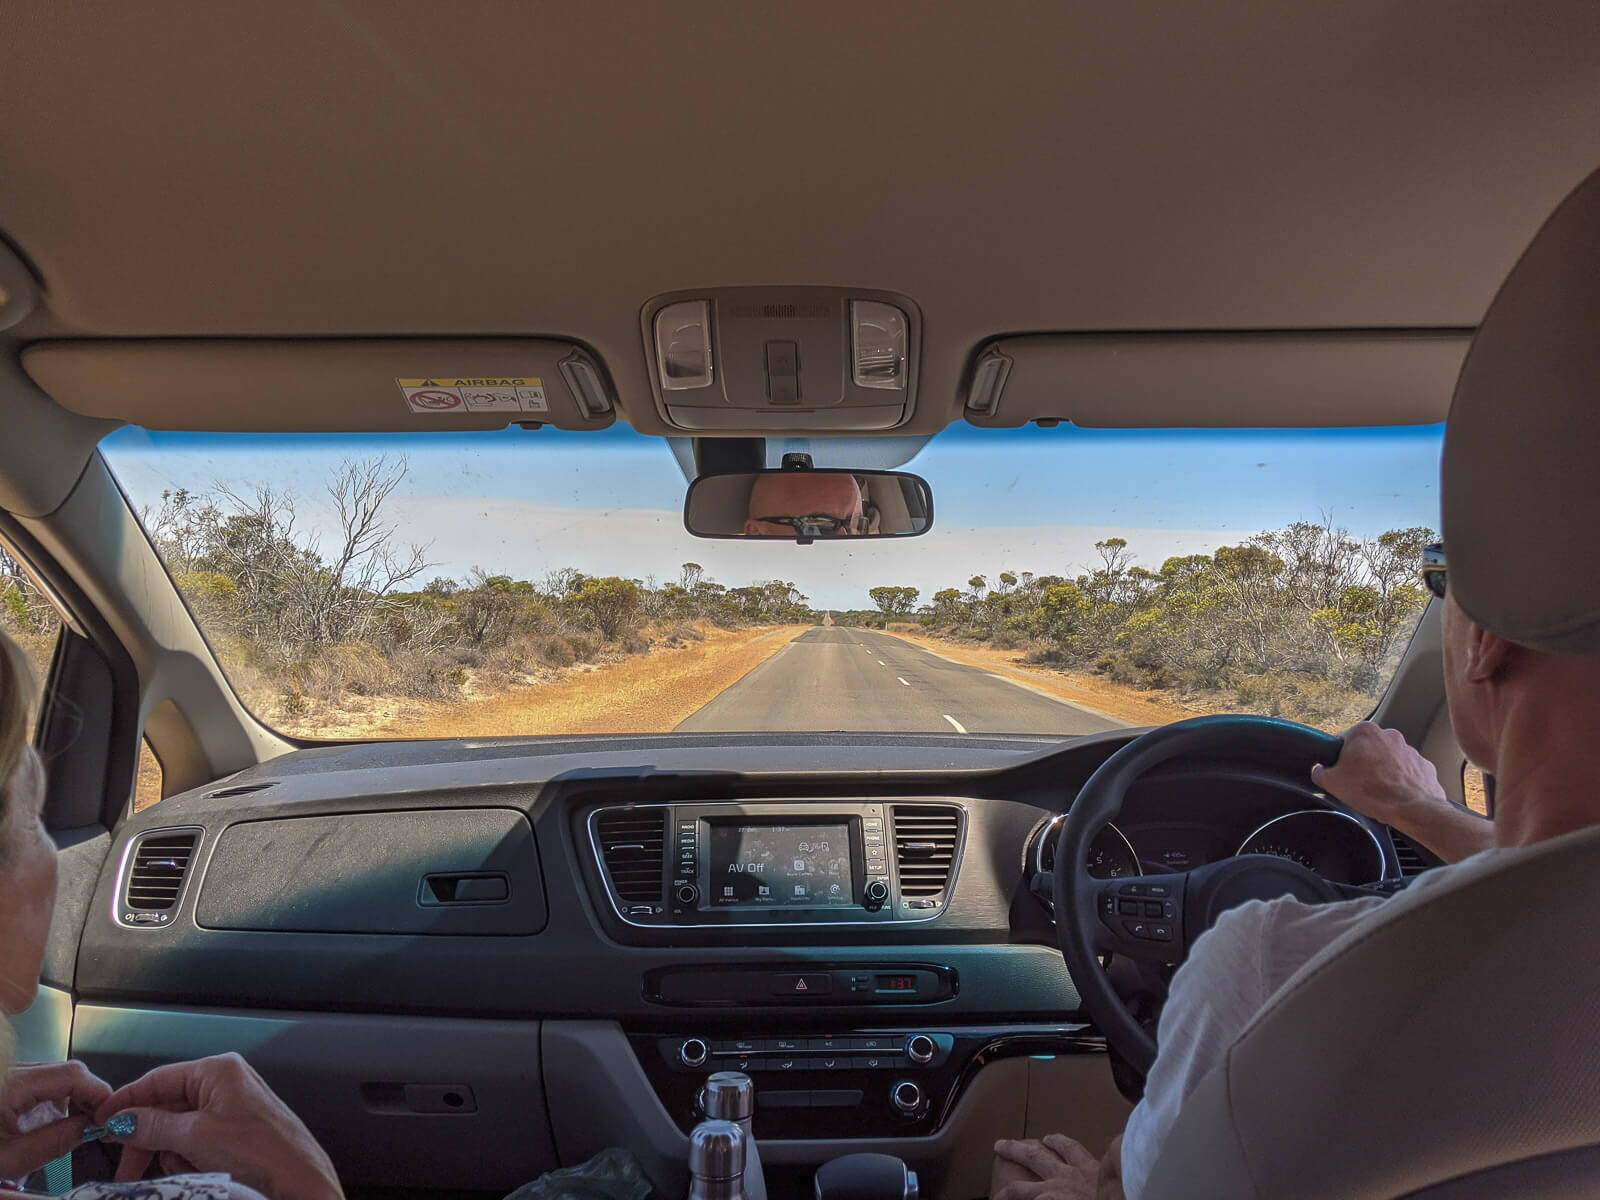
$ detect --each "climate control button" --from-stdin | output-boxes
[905,1034,936,1064]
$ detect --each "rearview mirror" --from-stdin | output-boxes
[684,468,934,543]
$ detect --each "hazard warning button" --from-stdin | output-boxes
[770,973,833,997]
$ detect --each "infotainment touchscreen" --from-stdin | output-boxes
[707,822,854,907]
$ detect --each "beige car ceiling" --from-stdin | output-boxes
[3,2,1600,440]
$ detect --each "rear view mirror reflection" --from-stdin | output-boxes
[684,469,934,543]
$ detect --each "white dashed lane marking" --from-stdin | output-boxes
[898,677,911,686]
[942,714,967,733]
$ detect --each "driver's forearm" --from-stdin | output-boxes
[1391,801,1495,864]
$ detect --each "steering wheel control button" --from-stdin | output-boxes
[1143,901,1165,917]
[905,1034,936,1064]
[1117,899,1140,915]
[680,1038,711,1068]
[770,972,833,997]
[890,1080,926,1117]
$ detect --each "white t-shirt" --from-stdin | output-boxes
[1117,842,1530,1200]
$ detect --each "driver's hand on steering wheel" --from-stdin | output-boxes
[990,1133,1126,1200]
[1310,722,1450,828]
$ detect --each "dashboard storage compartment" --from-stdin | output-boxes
[196,808,546,934]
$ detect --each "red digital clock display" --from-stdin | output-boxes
[878,974,917,992]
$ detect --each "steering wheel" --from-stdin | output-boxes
[1052,714,1347,1080]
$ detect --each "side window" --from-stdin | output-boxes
[1462,763,1491,816]
[4,535,157,815]
[135,738,164,812]
[0,541,63,700]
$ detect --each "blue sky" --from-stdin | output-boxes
[100,423,1443,610]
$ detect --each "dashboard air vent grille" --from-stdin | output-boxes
[1390,830,1435,877]
[891,804,961,897]
[595,809,667,903]
[125,830,200,911]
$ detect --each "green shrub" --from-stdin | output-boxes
[1142,665,1174,690]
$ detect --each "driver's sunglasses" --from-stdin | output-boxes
[753,514,867,535]
[1420,542,1447,599]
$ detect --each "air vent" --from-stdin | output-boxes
[203,782,276,799]
[595,809,667,904]
[124,829,200,912]
[1390,830,1436,877]
[892,804,962,898]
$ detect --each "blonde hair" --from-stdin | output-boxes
[0,629,36,1082]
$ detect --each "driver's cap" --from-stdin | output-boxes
[1443,164,1600,655]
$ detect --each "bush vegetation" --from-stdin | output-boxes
[847,521,1435,727]
[132,457,812,724]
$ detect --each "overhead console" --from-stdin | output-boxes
[641,287,921,432]
[587,800,965,928]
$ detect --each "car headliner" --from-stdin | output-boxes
[2,2,1599,441]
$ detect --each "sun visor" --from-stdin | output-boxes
[21,338,617,432]
[962,332,1469,428]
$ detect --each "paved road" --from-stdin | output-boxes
[677,627,1131,736]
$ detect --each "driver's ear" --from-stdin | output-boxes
[1465,623,1516,684]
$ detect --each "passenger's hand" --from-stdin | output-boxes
[0,1060,113,1179]
[1311,722,1448,827]
[94,1053,341,1200]
[990,1135,1103,1200]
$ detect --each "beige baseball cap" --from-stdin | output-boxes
[1442,165,1600,655]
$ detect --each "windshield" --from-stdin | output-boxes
[101,423,1442,740]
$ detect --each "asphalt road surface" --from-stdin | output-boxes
[677,627,1131,736]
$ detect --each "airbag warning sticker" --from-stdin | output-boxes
[397,377,548,414]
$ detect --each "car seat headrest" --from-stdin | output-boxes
[1444,165,1600,655]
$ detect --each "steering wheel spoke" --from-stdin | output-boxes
[1089,874,1188,964]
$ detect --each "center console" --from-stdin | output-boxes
[632,1023,1104,1141]
[588,800,966,927]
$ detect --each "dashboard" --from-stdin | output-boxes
[65,729,1424,1196]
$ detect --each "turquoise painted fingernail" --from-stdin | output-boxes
[90,1112,137,1140]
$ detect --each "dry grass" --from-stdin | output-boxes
[134,739,163,813]
[1462,764,1490,816]
[276,624,806,740]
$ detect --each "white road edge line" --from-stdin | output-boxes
[942,714,967,734]
[898,677,911,686]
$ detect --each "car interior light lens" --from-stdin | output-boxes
[655,300,715,390]
[851,300,908,391]
[560,356,614,418]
